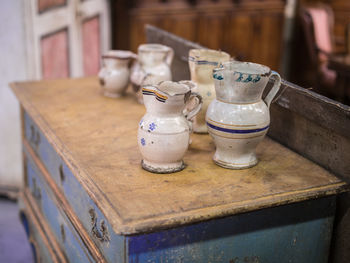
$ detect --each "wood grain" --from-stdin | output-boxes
[113,0,285,70]
[11,78,348,234]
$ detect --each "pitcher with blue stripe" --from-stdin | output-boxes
[206,61,281,169]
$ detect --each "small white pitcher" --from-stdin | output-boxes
[98,50,137,98]
[131,44,174,103]
[138,81,202,173]
[188,49,231,133]
[206,61,281,169]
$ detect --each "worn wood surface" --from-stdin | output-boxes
[269,84,350,263]
[11,78,347,235]
[269,80,350,179]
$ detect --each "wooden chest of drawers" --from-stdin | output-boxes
[11,76,348,262]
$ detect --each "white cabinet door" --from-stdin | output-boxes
[24,0,110,79]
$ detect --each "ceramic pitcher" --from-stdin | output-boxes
[138,81,202,173]
[98,50,137,98]
[188,49,231,133]
[206,61,281,169]
[131,44,174,103]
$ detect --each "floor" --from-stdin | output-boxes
[0,197,34,263]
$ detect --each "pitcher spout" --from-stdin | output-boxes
[142,81,202,118]
[142,85,169,104]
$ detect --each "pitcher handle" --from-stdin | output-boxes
[129,53,138,69]
[184,92,203,121]
[98,68,106,86]
[263,71,281,108]
[165,48,174,66]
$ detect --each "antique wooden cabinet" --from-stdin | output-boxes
[12,29,350,263]
[112,0,285,70]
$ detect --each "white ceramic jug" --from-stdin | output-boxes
[188,49,230,133]
[98,50,136,98]
[138,81,202,173]
[131,44,174,103]
[206,61,281,169]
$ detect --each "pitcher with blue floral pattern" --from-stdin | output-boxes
[138,81,202,173]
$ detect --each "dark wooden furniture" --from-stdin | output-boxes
[328,54,350,104]
[299,4,338,97]
[111,0,286,71]
[290,0,350,97]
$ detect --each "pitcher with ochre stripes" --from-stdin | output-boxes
[138,81,202,173]
[206,61,281,169]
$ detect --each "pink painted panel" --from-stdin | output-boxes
[82,16,101,76]
[41,29,69,79]
[38,0,66,13]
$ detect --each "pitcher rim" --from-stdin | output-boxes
[102,50,137,60]
[214,61,271,76]
[189,49,230,65]
[138,43,171,53]
[142,81,191,97]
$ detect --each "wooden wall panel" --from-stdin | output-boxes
[129,15,159,52]
[197,11,227,51]
[225,14,255,61]
[38,0,66,13]
[160,13,197,43]
[258,14,284,69]
[82,16,101,76]
[41,29,69,79]
[113,0,285,70]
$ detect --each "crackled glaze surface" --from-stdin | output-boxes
[207,61,281,169]
[98,50,136,98]
[138,81,202,173]
[188,49,230,133]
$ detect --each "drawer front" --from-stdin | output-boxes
[21,212,55,263]
[25,150,97,263]
[18,194,65,263]
[24,112,124,263]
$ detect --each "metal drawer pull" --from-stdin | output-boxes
[59,164,65,183]
[32,178,42,201]
[88,208,110,243]
[60,224,66,242]
[28,238,38,263]
[29,125,40,151]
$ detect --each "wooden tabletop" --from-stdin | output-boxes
[11,77,348,235]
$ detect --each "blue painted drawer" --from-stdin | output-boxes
[24,112,124,263]
[126,196,336,262]
[21,212,56,263]
[18,194,65,263]
[24,149,97,263]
